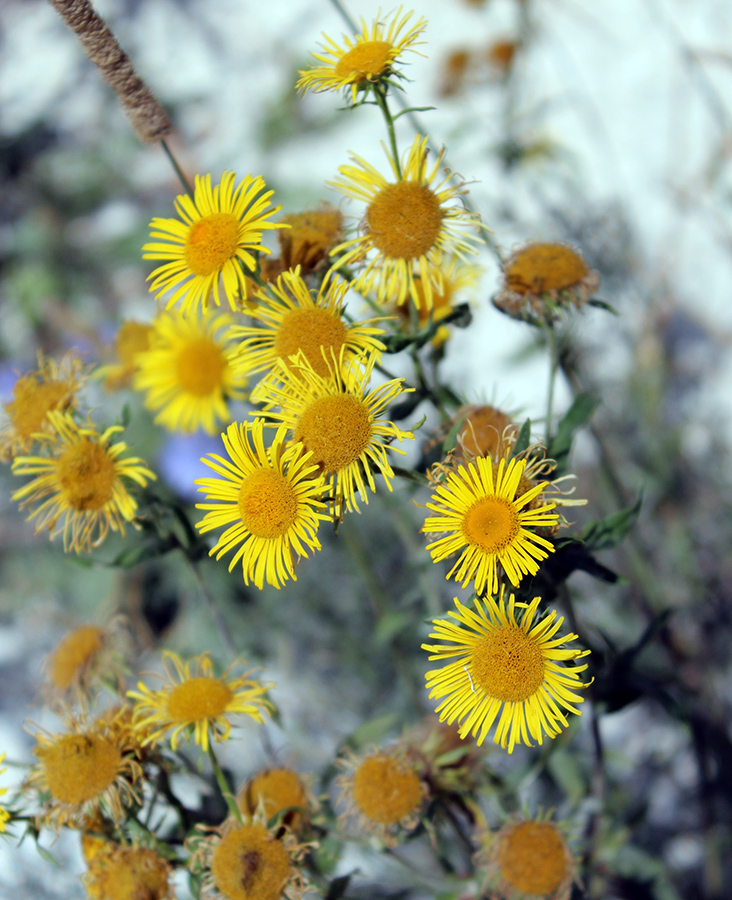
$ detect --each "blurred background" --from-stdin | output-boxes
[1,0,732,898]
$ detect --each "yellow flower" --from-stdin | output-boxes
[196,419,329,589]
[26,712,142,829]
[143,171,282,315]
[335,747,426,846]
[477,815,577,900]
[44,618,127,700]
[95,321,153,391]
[228,266,385,381]
[0,755,9,834]
[297,7,427,103]
[328,133,483,309]
[253,351,413,514]
[422,455,558,595]
[278,204,344,275]
[0,351,86,462]
[422,589,591,753]
[11,411,155,554]
[134,311,245,435]
[84,844,173,900]
[238,767,312,831]
[128,651,272,752]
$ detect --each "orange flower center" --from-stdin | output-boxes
[49,625,104,691]
[39,734,121,805]
[505,243,587,295]
[498,821,568,895]
[471,625,545,702]
[57,439,116,511]
[294,395,371,473]
[335,40,394,81]
[184,212,240,276]
[461,496,519,552]
[6,376,71,440]
[458,405,516,460]
[86,846,170,900]
[274,308,348,378]
[237,469,299,539]
[367,181,443,261]
[166,677,233,724]
[241,768,308,826]
[279,207,343,271]
[175,337,226,395]
[352,755,423,825]
[211,824,291,900]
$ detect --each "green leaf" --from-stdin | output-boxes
[375,610,411,645]
[443,410,468,455]
[510,418,532,458]
[326,873,357,900]
[588,298,619,316]
[315,837,344,876]
[579,493,643,551]
[349,713,398,749]
[548,392,600,476]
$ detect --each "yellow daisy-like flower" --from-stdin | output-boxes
[43,618,127,701]
[278,204,344,275]
[26,712,142,829]
[229,266,385,381]
[84,844,174,900]
[143,171,283,315]
[334,746,426,846]
[196,419,329,589]
[134,311,245,435]
[11,411,155,554]
[422,589,591,753]
[127,651,272,752]
[238,767,312,832]
[0,351,86,462]
[296,7,427,103]
[95,321,153,392]
[422,455,558,595]
[253,351,413,514]
[328,133,483,309]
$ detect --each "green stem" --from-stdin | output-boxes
[374,85,402,178]
[207,743,244,825]
[161,139,194,198]
[544,322,559,441]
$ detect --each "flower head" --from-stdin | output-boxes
[423,589,591,753]
[134,311,245,435]
[278,205,344,275]
[143,171,282,315]
[329,134,483,309]
[44,618,127,701]
[493,242,600,323]
[297,8,427,103]
[11,411,155,554]
[334,746,426,846]
[196,419,329,589]
[84,844,174,900]
[229,267,385,381]
[239,767,312,831]
[95,321,153,391]
[253,351,413,514]
[0,351,86,462]
[127,651,272,752]
[454,404,519,462]
[422,455,558,595]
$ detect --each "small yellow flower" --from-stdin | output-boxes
[239,767,312,831]
[95,321,153,391]
[143,171,283,315]
[128,651,272,752]
[196,419,329,589]
[422,589,591,753]
[228,266,385,381]
[84,844,174,900]
[43,618,127,700]
[11,411,155,554]
[0,351,86,462]
[297,7,427,103]
[422,455,558,595]
[134,311,245,435]
[253,351,414,514]
[328,134,483,309]
[335,746,426,846]
[278,205,344,274]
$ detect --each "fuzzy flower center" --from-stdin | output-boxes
[175,338,226,395]
[115,322,151,367]
[294,394,372,473]
[471,626,545,702]
[367,181,443,260]
[211,824,291,900]
[50,625,104,691]
[274,309,348,377]
[352,755,422,825]
[184,213,240,276]
[506,243,587,295]
[242,768,307,822]
[462,496,519,552]
[166,677,233,724]
[57,439,116,511]
[86,846,170,900]
[39,734,121,805]
[499,821,568,895]
[7,377,70,439]
[335,40,393,81]
[280,208,343,271]
[237,469,299,539]
[458,406,515,460]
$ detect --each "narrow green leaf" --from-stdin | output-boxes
[510,418,532,458]
[443,410,468,455]
[579,492,643,551]
[548,392,600,476]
